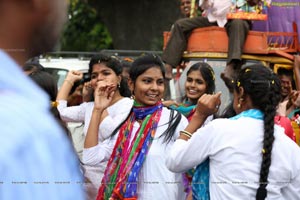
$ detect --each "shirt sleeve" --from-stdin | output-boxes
[281,169,300,199]
[57,100,87,122]
[82,137,116,166]
[281,140,300,199]
[98,99,132,142]
[98,111,129,142]
[166,121,216,173]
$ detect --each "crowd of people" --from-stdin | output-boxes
[1,0,300,200]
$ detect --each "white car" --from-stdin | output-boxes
[40,57,90,89]
[40,57,90,160]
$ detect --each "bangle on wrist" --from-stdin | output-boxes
[180,130,193,138]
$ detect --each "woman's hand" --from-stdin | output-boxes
[194,92,221,118]
[162,100,179,107]
[82,81,93,102]
[93,82,116,111]
[57,71,83,101]
[287,90,300,109]
[65,70,83,84]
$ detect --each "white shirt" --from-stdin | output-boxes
[166,117,300,200]
[200,0,232,27]
[58,97,133,141]
[84,107,189,200]
[0,50,84,199]
[58,97,133,200]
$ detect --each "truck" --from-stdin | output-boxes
[163,1,300,144]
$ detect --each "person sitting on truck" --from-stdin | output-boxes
[180,0,199,18]
[162,0,260,89]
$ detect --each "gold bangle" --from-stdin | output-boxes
[180,132,191,139]
[64,79,74,87]
[180,130,192,137]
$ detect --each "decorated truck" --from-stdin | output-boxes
[163,0,300,144]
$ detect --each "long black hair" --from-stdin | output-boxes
[111,54,181,143]
[234,64,281,200]
[29,71,71,138]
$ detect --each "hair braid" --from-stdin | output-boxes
[256,72,281,200]
[235,65,281,200]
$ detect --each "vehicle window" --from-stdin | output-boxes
[44,68,68,89]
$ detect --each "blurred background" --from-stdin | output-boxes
[60,0,181,52]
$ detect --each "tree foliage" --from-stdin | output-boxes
[60,0,113,51]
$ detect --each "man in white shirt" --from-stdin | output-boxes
[0,1,85,199]
[163,0,259,88]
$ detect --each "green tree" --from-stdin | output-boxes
[60,0,113,51]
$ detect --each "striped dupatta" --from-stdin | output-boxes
[97,101,163,200]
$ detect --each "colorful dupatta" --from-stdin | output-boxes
[169,100,210,199]
[97,101,163,200]
[170,100,196,121]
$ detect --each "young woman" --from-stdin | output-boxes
[84,54,188,200]
[167,64,300,199]
[164,62,215,121]
[56,53,132,200]
[164,62,216,199]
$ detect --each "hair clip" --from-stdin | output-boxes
[245,68,251,73]
[271,80,275,85]
[51,101,59,108]
[123,57,133,62]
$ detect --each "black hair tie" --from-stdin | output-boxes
[256,186,267,200]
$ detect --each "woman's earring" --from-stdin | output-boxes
[118,83,121,88]
[237,98,244,108]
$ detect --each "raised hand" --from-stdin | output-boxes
[93,82,116,111]
[65,70,83,84]
[288,90,300,108]
[82,81,93,102]
[195,92,221,117]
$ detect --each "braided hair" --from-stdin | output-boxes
[234,64,281,200]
